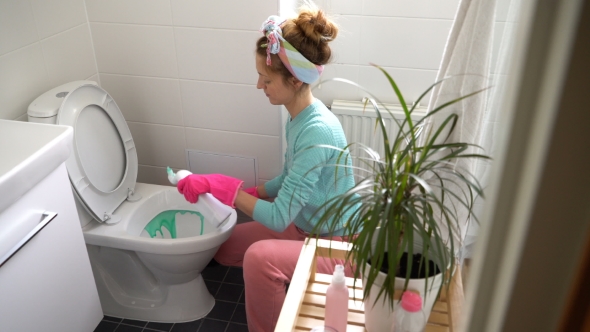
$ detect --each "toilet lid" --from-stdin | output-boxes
[57,84,138,223]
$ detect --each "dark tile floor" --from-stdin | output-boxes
[93,265,247,332]
[93,211,252,332]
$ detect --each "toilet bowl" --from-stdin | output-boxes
[28,81,237,322]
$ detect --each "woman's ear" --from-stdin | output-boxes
[289,77,303,90]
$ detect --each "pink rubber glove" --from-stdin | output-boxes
[243,186,260,198]
[177,174,244,208]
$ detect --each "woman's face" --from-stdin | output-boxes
[255,55,297,106]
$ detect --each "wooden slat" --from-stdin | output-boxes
[302,293,365,313]
[432,300,448,313]
[425,324,451,332]
[313,272,364,288]
[447,266,464,332]
[295,315,367,332]
[275,238,318,332]
[299,304,366,326]
[428,311,450,325]
[307,281,364,299]
[276,239,463,332]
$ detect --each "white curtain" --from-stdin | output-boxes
[426,0,497,254]
[427,0,525,258]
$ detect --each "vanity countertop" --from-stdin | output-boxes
[0,120,72,212]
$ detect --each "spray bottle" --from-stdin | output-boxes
[324,264,349,332]
[166,167,233,229]
[167,167,192,186]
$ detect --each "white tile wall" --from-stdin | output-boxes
[171,0,274,30]
[0,0,38,56]
[127,122,187,169]
[29,0,87,39]
[101,74,184,126]
[137,165,177,187]
[0,44,51,120]
[361,0,460,19]
[359,16,453,70]
[85,0,173,25]
[0,0,97,121]
[1,0,471,186]
[174,27,259,84]
[185,128,281,181]
[87,74,100,83]
[329,15,361,65]
[315,0,362,15]
[180,80,280,135]
[312,64,362,105]
[358,66,438,105]
[41,24,97,87]
[91,23,178,78]
[13,113,29,122]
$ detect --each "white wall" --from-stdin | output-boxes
[312,0,461,106]
[0,0,98,122]
[0,0,464,187]
[84,0,282,186]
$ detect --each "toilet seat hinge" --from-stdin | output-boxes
[127,188,142,202]
[102,213,121,225]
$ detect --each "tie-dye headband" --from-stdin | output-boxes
[260,15,324,84]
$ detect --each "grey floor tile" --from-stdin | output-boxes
[120,319,147,328]
[238,289,245,304]
[215,283,244,302]
[197,319,228,332]
[207,300,237,321]
[114,323,143,332]
[145,321,174,331]
[226,323,249,332]
[202,265,229,282]
[170,319,201,332]
[94,320,118,332]
[205,279,222,297]
[103,316,123,323]
[223,267,244,285]
[231,304,247,325]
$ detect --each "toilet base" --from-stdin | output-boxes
[96,271,214,323]
[87,245,215,323]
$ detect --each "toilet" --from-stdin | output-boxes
[27,81,237,323]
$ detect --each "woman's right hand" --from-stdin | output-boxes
[243,186,260,198]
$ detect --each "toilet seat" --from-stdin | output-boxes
[57,84,139,224]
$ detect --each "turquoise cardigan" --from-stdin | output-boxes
[253,99,356,235]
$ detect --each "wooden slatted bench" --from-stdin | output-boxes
[275,238,464,332]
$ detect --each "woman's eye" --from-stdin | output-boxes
[264,81,271,84]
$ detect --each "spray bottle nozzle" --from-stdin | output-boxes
[167,167,177,185]
[332,264,345,285]
[167,167,193,186]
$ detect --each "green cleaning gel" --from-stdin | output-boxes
[143,210,205,238]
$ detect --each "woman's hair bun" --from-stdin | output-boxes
[281,3,339,66]
[293,8,338,43]
[254,2,339,79]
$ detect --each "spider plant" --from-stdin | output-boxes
[308,64,490,310]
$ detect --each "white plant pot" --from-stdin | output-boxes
[363,265,443,332]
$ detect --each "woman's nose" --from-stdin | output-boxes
[256,79,263,89]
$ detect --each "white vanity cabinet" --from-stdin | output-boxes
[0,120,102,332]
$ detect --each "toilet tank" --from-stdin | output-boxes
[27,80,98,124]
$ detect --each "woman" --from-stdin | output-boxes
[177,5,356,331]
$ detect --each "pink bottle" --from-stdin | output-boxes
[324,265,349,332]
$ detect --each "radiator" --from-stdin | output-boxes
[330,99,427,173]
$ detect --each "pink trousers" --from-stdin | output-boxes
[213,221,353,332]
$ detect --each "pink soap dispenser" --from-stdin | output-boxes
[324,264,349,332]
